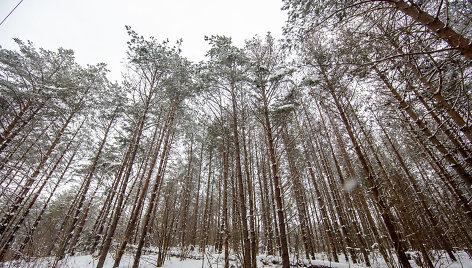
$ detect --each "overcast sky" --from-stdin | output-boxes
[0,0,286,81]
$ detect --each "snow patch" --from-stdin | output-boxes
[343,179,358,192]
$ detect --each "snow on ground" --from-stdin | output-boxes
[1,254,215,268]
[1,251,470,267]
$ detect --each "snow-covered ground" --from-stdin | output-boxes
[1,251,470,267]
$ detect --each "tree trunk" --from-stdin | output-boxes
[0,119,84,259]
[0,90,88,238]
[374,112,457,261]
[374,66,472,187]
[113,102,176,268]
[95,87,154,268]
[229,84,252,268]
[14,148,77,260]
[384,0,472,61]
[330,93,412,268]
[132,126,175,268]
[52,112,116,266]
[241,126,257,268]
[260,85,290,268]
[282,130,315,260]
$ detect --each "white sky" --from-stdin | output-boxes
[0,0,287,81]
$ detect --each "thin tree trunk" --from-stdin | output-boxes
[384,0,472,61]
[329,93,411,268]
[14,147,77,259]
[190,141,204,247]
[52,112,116,265]
[282,130,314,260]
[0,127,81,260]
[222,134,230,268]
[374,112,457,261]
[0,91,88,237]
[0,101,45,155]
[257,146,275,256]
[229,84,252,268]
[0,119,84,259]
[326,108,394,267]
[241,125,257,268]
[132,127,175,268]
[373,21,472,144]
[95,86,154,268]
[113,102,176,268]
[201,149,213,251]
[311,106,371,265]
[259,83,290,268]
[374,66,472,186]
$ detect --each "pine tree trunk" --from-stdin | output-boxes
[282,130,314,260]
[404,120,472,223]
[329,93,412,268]
[260,85,290,268]
[189,141,204,247]
[310,106,370,265]
[0,130,80,260]
[327,109,394,267]
[14,148,77,260]
[229,84,252,268]
[374,67,472,187]
[88,139,133,255]
[201,149,213,251]
[0,119,84,260]
[222,135,230,268]
[302,139,339,262]
[0,102,45,155]
[384,0,472,61]
[132,125,174,268]
[241,126,257,268]
[52,112,116,265]
[401,71,472,167]
[258,148,275,256]
[0,119,51,174]
[0,91,88,238]
[95,87,154,268]
[375,112,457,261]
[113,103,176,268]
[374,21,472,144]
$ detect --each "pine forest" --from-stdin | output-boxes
[1,0,472,267]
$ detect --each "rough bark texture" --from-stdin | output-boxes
[260,85,290,268]
[386,0,472,61]
[375,67,472,187]
[229,86,252,268]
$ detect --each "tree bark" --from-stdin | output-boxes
[374,67,472,187]
[384,0,472,61]
[95,86,154,268]
[260,85,290,268]
[229,83,253,268]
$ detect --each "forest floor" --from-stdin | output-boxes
[1,250,470,267]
